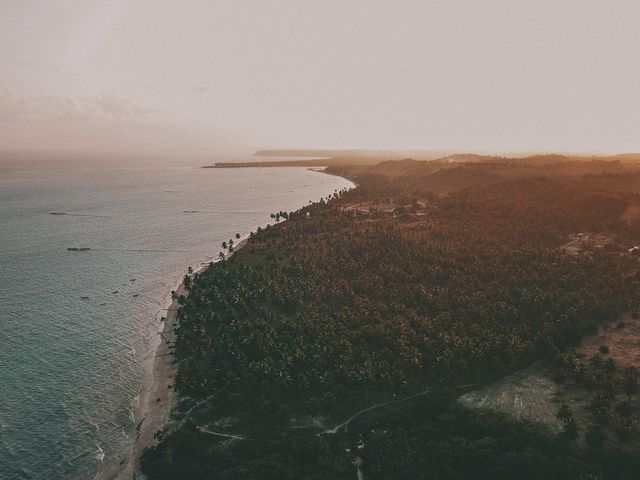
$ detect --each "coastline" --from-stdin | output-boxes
[120,238,249,479]
[119,286,180,479]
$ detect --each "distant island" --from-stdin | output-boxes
[142,154,640,480]
[253,148,452,158]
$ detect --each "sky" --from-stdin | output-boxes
[1,0,640,154]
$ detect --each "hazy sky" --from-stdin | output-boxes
[1,0,640,153]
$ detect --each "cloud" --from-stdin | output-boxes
[189,85,210,94]
[0,91,159,124]
[0,91,231,152]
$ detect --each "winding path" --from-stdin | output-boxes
[323,383,479,434]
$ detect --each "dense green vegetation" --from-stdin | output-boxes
[553,332,640,446]
[142,158,640,479]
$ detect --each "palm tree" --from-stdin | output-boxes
[557,404,578,441]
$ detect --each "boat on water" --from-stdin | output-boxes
[67,247,91,251]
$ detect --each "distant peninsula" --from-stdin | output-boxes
[204,150,640,169]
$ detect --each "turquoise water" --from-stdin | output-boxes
[0,155,352,479]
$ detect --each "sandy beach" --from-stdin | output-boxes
[115,287,180,479]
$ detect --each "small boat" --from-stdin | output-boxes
[67,247,91,251]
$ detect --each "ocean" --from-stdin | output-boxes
[0,153,352,479]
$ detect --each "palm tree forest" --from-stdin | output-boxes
[142,156,640,479]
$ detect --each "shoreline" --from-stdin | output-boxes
[120,286,180,479]
[119,239,249,479]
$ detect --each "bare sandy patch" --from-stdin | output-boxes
[458,364,563,432]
